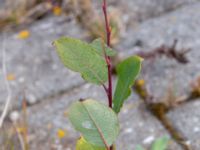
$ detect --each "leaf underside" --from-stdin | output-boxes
[68,99,119,147]
[54,37,108,85]
[113,56,142,113]
[90,38,117,57]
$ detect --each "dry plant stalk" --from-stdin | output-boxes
[0,33,12,128]
[63,0,121,44]
[0,0,52,30]
[137,39,191,64]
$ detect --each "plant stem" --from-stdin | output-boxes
[102,0,113,108]
[102,0,111,46]
[102,1,113,150]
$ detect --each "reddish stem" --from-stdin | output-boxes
[102,0,113,108]
[102,0,111,46]
[102,1,113,150]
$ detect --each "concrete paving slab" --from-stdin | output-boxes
[21,84,181,150]
[116,2,200,101]
[167,101,200,150]
[0,16,86,111]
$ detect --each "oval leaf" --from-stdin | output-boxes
[54,37,108,85]
[68,99,119,147]
[76,137,106,150]
[113,56,142,113]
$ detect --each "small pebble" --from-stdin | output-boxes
[143,135,155,144]
[9,111,20,122]
[27,94,37,105]
[193,127,200,133]
[124,128,133,134]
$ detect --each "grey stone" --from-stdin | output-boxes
[0,16,86,111]
[94,0,197,23]
[117,101,181,150]
[116,2,200,101]
[167,100,200,150]
[0,0,5,8]
[120,0,197,22]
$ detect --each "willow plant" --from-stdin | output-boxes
[53,0,142,149]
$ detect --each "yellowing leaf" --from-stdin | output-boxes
[53,6,62,16]
[16,127,26,134]
[76,137,106,150]
[137,79,145,86]
[18,30,30,39]
[57,129,66,139]
[6,73,16,81]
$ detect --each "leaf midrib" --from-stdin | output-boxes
[81,102,110,149]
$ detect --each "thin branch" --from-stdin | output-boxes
[100,38,110,99]
[137,39,191,64]
[102,1,113,150]
[102,0,113,108]
[102,0,111,46]
[0,33,12,128]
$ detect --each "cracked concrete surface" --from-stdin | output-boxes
[0,0,200,150]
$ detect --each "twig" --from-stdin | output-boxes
[21,95,29,150]
[102,1,113,150]
[137,39,191,64]
[102,0,113,108]
[0,33,12,128]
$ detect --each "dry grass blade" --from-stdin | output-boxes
[0,33,12,128]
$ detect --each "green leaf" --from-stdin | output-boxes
[54,37,108,85]
[76,137,106,150]
[113,56,142,113]
[90,38,117,56]
[151,136,169,150]
[135,145,145,150]
[68,99,119,147]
